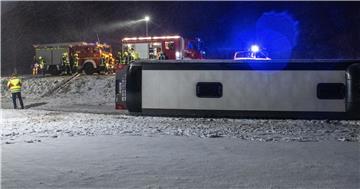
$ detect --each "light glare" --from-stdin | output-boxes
[251,45,260,53]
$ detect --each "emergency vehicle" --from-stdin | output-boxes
[121,35,205,60]
[33,42,115,75]
[117,59,360,119]
[234,45,271,61]
[233,51,271,61]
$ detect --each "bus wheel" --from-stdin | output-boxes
[48,65,61,76]
[84,63,95,75]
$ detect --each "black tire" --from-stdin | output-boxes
[84,63,95,75]
[48,65,61,76]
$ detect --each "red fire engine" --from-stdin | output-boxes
[34,42,115,75]
[70,42,114,75]
[121,35,205,60]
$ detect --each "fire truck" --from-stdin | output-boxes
[121,35,205,60]
[33,42,115,75]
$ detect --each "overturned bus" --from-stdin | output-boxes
[116,59,360,119]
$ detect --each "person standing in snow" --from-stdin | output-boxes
[7,73,24,109]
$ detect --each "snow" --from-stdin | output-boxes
[1,75,115,105]
[2,135,359,188]
[1,109,359,145]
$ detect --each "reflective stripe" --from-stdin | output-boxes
[10,88,21,93]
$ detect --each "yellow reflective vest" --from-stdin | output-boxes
[7,77,22,93]
[73,57,79,67]
[134,51,140,60]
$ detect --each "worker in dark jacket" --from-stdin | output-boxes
[159,51,166,60]
[7,73,24,109]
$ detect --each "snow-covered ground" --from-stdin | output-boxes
[1,75,360,188]
[1,75,115,106]
[1,109,359,145]
[2,135,359,189]
[1,74,118,115]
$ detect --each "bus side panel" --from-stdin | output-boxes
[141,70,346,112]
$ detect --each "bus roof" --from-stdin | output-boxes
[130,59,360,70]
[134,59,360,64]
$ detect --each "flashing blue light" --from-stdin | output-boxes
[251,45,260,53]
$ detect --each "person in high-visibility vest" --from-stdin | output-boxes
[106,54,115,74]
[38,56,46,76]
[134,51,140,60]
[100,54,106,67]
[105,59,110,74]
[62,52,71,75]
[31,56,37,75]
[7,73,24,109]
[130,48,140,61]
[122,50,130,64]
[72,53,79,73]
[110,54,115,64]
[116,51,122,65]
[129,48,137,62]
[32,62,39,76]
[32,64,36,76]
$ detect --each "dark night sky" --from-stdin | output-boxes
[1,1,360,75]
